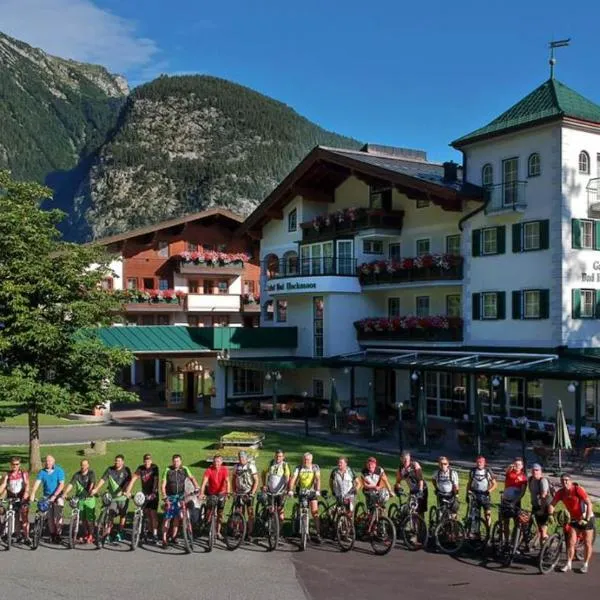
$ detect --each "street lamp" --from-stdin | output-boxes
[265,370,282,420]
[302,391,309,437]
[567,381,577,393]
[411,371,419,382]
[396,401,404,453]
[492,376,501,388]
[517,415,528,466]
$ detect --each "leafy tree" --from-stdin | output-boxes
[0,171,135,471]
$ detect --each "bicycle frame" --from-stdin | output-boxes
[0,499,16,549]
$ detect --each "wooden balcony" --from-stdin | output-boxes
[359,258,463,286]
[178,261,245,276]
[354,317,463,342]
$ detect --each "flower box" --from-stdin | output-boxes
[354,316,463,342]
[118,289,186,304]
[358,254,463,285]
[220,431,265,447]
[178,249,250,267]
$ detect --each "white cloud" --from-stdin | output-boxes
[0,0,161,74]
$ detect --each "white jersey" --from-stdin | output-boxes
[433,468,458,495]
[330,468,355,498]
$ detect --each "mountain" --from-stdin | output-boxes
[0,33,360,240]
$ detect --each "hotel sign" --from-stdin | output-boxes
[581,262,600,283]
[265,276,362,296]
[266,281,317,292]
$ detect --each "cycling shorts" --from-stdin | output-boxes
[110,498,129,518]
[566,517,595,533]
[471,492,491,510]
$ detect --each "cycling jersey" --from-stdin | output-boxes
[162,466,192,497]
[70,470,96,498]
[5,470,28,499]
[433,468,458,496]
[361,466,384,489]
[233,462,257,494]
[264,460,291,494]
[36,465,65,497]
[204,465,229,496]
[135,464,159,496]
[101,466,132,500]
[469,467,494,493]
[399,461,426,493]
[330,468,355,499]
[552,484,589,521]
[293,464,320,492]
[503,469,527,502]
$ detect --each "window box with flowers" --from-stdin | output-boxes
[242,293,260,305]
[121,289,187,305]
[178,249,251,267]
[354,316,463,341]
[358,254,463,285]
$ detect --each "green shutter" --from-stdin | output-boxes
[472,229,481,257]
[595,221,600,251]
[512,223,522,253]
[512,291,522,319]
[539,220,550,250]
[472,293,481,320]
[572,288,582,319]
[496,226,506,254]
[595,290,600,318]
[539,289,550,319]
[497,291,506,320]
[572,219,582,249]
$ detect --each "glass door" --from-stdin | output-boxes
[336,240,353,275]
[502,157,518,206]
[300,246,310,275]
[311,244,322,275]
[323,241,334,275]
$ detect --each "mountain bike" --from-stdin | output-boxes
[94,492,116,549]
[199,494,224,552]
[67,497,82,549]
[0,498,16,550]
[462,492,490,554]
[254,491,283,551]
[31,496,60,550]
[318,490,356,552]
[291,490,319,551]
[430,495,465,555]
[539,519,597,574]
[490,504,534,567]
[163,493,194,553]
[224,493,251,551]
[354,490,396,555]
[130,492,156,551]
[389,490,427,551]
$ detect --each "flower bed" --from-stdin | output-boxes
[178,249,250,266]
[205,446,259,464]
[358,254,463,284]
[120,289,186,304]
[220,431,265,447]
[354,315,463,341]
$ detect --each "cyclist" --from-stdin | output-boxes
[396,452,427,515]
[528,463,551,543]
[63,459,96,544]
[359,457,394,511]
[500,457,527,542]
[330,457,359,511]
[126,453,160,544]
[200,454,230,539]
[548,473,595,574]
[0,456,30,543]
[262,449,291,523]
[30,455,65,544]
[289,452,322,542]
[232,451,259,541]
[91,454,132,542]
[431,456,459,516]
[160,454,199,548]
[467,456,496,527]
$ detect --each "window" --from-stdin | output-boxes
[508,378,525,418]
[482,292,498,319]
[528,153,541,177]
[571,219,600,250]
[523,222,540,251]
[157,241,169,258]
[416,198,430,208]
[424,372,467,418]
[573,289,596,319]
[416,238,430,256]
[212,315,230,327]
[512,289,549,319]
[584,381,599,421]
[579,151,590,174]
[101,278,113,290]
[288,208,297,232]
[125,315,138,326]
[156,315,170,326]
[217,280,228,294]
[446,295,461,318]
[142,278,154,290]
[264,300,273,321]
[204,280,214,294]
[140,315,155,326]
[369,185,392,211]
[363,240,384,255]
[313,379,324,399]
[300,242,333,274]
[388,297,401,317]
[446,235,461,256]
[276,300,287,322]
[513,220,549,252]
[283,251,298,275]
[482,228,497,255]
[524,290,540,318]
[389,243,401,261]
[526,380,542,419]
[313,296,324,357]
[233,368,263,395]
[502,157,519,206]
[189,279,200,293]
[582,220,593,249]
[188,315,200,327]
[416,296,430,317]
[482,163,493,187]
[127,278,138,290]
[187,242,198,252]
[159,279,169,291]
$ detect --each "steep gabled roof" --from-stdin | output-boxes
[452,78,600,147]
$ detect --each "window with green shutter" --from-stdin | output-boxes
[512,289,549,319]
[512,220,549,252]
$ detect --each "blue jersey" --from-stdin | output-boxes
[36,465,65,497]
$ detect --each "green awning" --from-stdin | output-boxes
[96,326,297,354]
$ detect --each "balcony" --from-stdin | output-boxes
[120,289,186,312]
[300,208,404,242]
[187,293,241,312]
[358,255,463,286]
[354,316,463,343]
[242,293,261,312]
[485,182,527,214]
[177,251,248,276]
[587,178,600,218]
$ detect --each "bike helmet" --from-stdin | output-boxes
[133,492,146,508]
[102,492,113,507]
[38,499,50,513]
[69,497,79,509]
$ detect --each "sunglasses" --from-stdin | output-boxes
[440,462,449,466]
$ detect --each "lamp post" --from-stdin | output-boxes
[567,381,581,446]
[517,415,528,465]
[302,391,309,437]
[396,401,404,453]
[265,370,282,420]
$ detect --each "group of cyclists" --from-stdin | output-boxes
[0,449,596,573]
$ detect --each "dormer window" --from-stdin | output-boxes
[528,153,541,177]
[482,164,493,188]
[369,184,392,211]
[579,151,590,174]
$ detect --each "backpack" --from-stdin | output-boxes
[529,475,557,503]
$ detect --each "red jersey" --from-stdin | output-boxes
[552,485,589,521]
[204,465,229,495]
[504,469,527,489]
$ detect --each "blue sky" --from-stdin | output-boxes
[2,0,600,161]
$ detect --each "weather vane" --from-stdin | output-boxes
[549,39,571,79]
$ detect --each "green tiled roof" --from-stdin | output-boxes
[452,79,600,147]
[96,326,298,353]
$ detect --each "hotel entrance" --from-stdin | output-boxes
[167,359,216,413]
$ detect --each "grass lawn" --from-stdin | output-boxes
[4,427,592,519]
[0,401,74,427]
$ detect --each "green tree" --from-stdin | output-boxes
[0,171,136,471]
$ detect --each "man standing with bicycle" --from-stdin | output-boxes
[232,451,258,542]
[548,474,595,573]
[500,457,527,543]
[396,452,427,516]
[30,455,65,544]
[0,456,30,544]
[262,449,290,524]
[467,456,496,527]
[126,453,160,544]
[330,457,358,511]
[528,463,552,544]
[63,459,96,544]
[289,452,322,543]
[432,456,459,516]
[200,454,230,540]
[359,457,394,511]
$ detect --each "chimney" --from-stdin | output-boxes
[443,161,458,183]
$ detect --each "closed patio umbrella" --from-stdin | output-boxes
[368,382,376,438]
[416,385,428,448]
[330,379,342,432]
[475,397,486,456]
[553,399,572,472]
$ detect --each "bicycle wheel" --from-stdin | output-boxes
[370,516,395,556]
[400,514,427,551]
[464,514,490,554]
[95,511,108,549]
[354,501,366,538]
[224,512,246,551]
[181,508,193,554]
[6,513,14,551]
[207,510,216,552]
[504,524,521,567]
[335,514,355,552]
[69,510,80,550]
[428,505,439,531]
[435,518,465,555]
[130,510,142,551]
[539,534,563,574]
[266,511,279,551]
[489,521,503,558]
[31,515,43,551]
[387,503,399,522]
[300,512,309,551]
[290,503,300,537]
